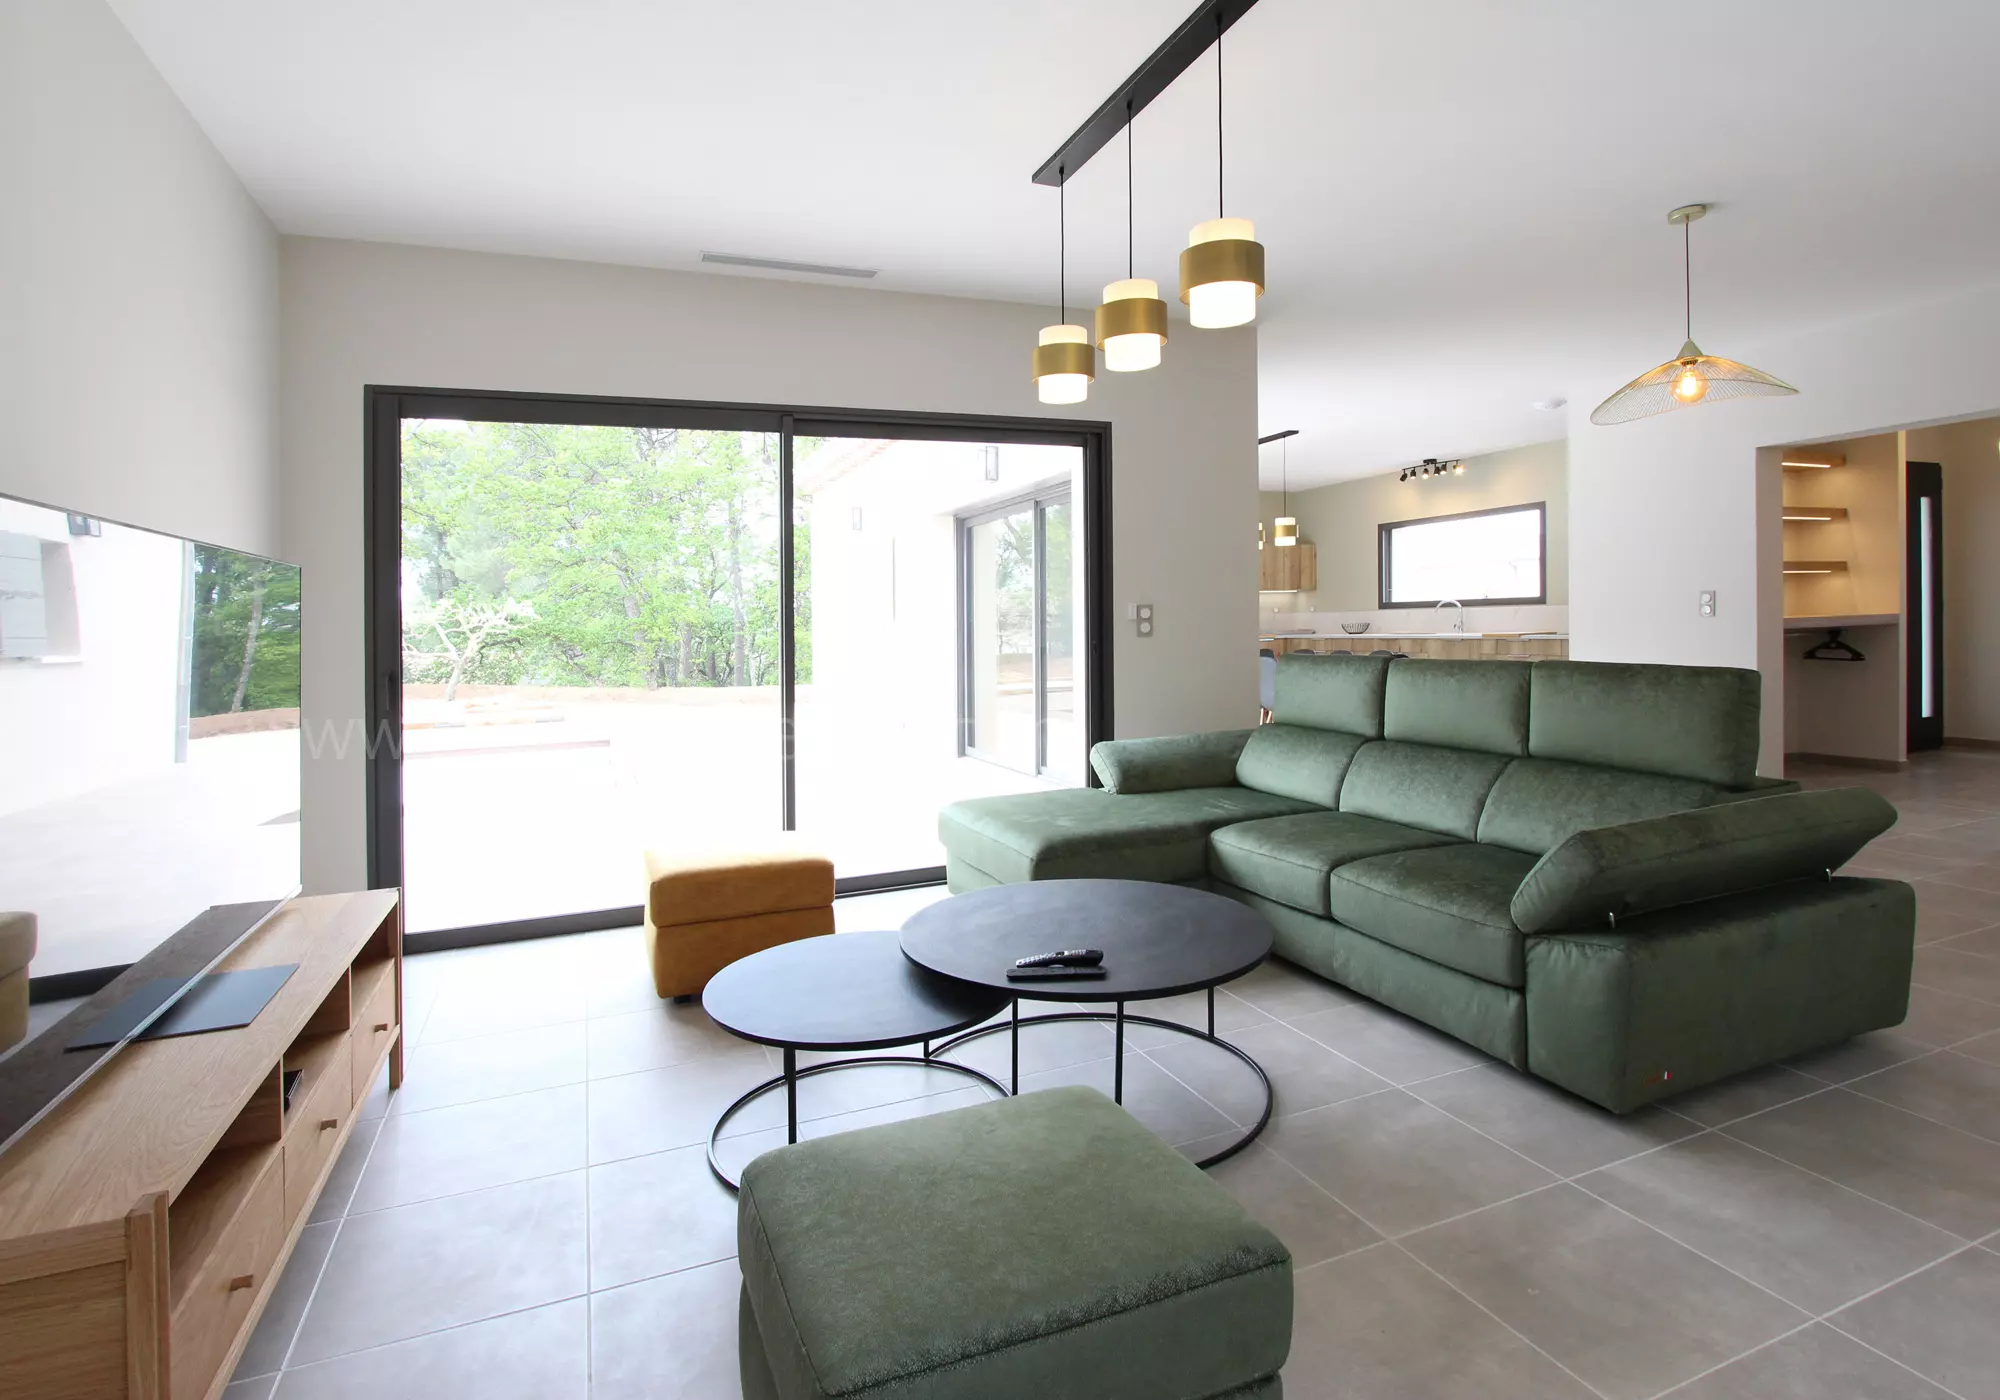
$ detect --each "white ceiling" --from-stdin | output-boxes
[108,0,2000,488]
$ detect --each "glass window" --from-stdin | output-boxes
[1380,503,1546,607]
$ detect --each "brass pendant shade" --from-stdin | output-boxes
[1097,279,1169,371]
[1591,205,1796,427]
[1032,170,1094,405]
[1272,515,1298,546]
[1181,217,1265,328]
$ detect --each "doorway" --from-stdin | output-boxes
[364,390,1109,943]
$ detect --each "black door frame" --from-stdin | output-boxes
[363,386,1112,950]
[1906,461,1944,752]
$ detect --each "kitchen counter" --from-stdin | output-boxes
[1259,633,1569,660]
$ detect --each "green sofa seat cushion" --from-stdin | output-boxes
[1272,653,1390,735]
[1528,660,1762,787]
[1382,658,1532,756]
[1210,811,1461,916]
[1329,843,1541,986]
[1337,740,1513,840]
[1476,758,1723,855]
[939,786,1323,886]
[1512,786,1900,934]
[1234,722,1369,806]
[738,1087,1293,1400]
[1091,730,1255,794]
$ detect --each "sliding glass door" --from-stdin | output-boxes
[367,393,1106,939]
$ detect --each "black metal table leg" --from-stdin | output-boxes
[784,1046,797,1145]
[1114,1001,1126,1103]
[1011,998,1020,1095]
[1208,986,1216,1038]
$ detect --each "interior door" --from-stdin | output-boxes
[1906,461,1944,751]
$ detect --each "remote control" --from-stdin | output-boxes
[1007,964,1108,981]
[1014,948,1104,968]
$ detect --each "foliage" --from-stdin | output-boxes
[405,597,535,701]
[399,423,808,691]
[190,546,302,716]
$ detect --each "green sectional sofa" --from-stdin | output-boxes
[939,656,1914,1112]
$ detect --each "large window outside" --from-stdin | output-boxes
[397,419,1088,933]
[1379,503,1546,607]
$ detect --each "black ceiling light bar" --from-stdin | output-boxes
[1031,0,1263,186]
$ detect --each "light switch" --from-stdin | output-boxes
[1698,590,1717,618]
[1134,603,1154,638]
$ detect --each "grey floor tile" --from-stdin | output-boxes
[1931,861,2000,895]
[1915,905,1993,944]
[1849,1051,2000,1142]
[416,975,591,1046]
[587,1142,739,1290]
[1410,1063,1699,1177]
[1958,1029,2000,1066]
[1147,1019,1386,1124]
[1669,1323,1955,1400]
[289,1172,588,1366]
[712,1086,993,1182]
[1579,1134,1961,1314]
[350,1082,585,1213]
[1910,878,2000,925]
[307,1115,383,1224]
[1018,1055,1238,1146]
[587,1050,783,1164]
[391,1019,586,1114]
[1226,957,1363,1021]
[278,1298,588,1400]
[1723,1088,2000,1240]
[1937,924,2000,958]
[1285,1002,1492,1086]
[1260,1091,1556,1236]
[591,1259,741,1400]
[1899,983,2000,1047]
[1200,1143,1382,1269]
[357,1061,391,1121]
[586,1002,751,1078]
[1116,987,1273,1050]
[230,1220,335,1379]
[1788,1032,1939,1085]
[1403,1185,1807,1400]
[1910,946,2000,1005]
[1664,1065,1826,1127]
[1283,1244,1598,1400]
[935,1014,1115,1082]
[1832,1247,2000,1400]
[222,1377,276,1400]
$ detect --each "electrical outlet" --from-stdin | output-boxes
[1699,590,1717,618]
[1135,603,1154,638]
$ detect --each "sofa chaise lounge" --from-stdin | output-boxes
[939,656,1914,1112]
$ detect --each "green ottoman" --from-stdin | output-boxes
[737,1086,1293,1400]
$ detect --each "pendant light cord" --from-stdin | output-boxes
[1126,102,1135,279]
[1216,13,1226,219]
[1058,165,1067,324]
[1683,218,1692,343]
[1281,435,1288,514]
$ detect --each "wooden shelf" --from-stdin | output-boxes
[1782,453,1846,471]
[1782,506,1849,522]
[282,1033,349,1132]
[1785,613,1899,630]
[1784,559,1849,574]
[167,1144,279,1308]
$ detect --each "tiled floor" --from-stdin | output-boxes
[232,751,2000,1399]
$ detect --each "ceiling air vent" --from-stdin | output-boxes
[699,251,878,279]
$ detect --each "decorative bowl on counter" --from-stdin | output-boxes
[1339,622,1371,635]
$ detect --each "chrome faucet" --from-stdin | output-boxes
[1435,599,1465,634]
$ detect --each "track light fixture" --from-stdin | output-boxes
[1032,169,1094,405]
[1402,457,1464,483]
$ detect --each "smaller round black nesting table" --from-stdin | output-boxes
[701,930,1010,1189]
[901,879,1276,1168]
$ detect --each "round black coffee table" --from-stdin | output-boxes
[701,930,1010,1188]
[900,879,1275,1167]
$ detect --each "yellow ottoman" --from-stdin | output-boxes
[643,847,835,1000]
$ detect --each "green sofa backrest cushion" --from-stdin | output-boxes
[1477,758,1722,855]
[1528,660,1762,788]
[1235,724,1367,807]
[1383,659,1532,756]
[1272,654,1390,736]
[1090,730,1253,794]
[1512,786,1898,933]
[1338,740,1512,840]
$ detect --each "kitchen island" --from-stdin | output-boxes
[1257,632,1569,661]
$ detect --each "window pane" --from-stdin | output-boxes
[1385,507,1543,604]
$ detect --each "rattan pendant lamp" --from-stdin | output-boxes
[1590,205,1796,426]
[1032,169,1095,405]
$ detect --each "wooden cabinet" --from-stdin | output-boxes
[1258,541,1317,593]
[0,891,402,1400]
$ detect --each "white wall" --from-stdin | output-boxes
[1567,279,2000,774]
[0,0,280,556]
[281,237,1258,893]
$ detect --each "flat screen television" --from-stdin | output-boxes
[0,491,302,1152]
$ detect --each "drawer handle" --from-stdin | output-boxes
[228,1274,256,1293]
[319,1117,340,1132]
[373,1022,390,1033]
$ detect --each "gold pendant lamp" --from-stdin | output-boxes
[1032,167,1095,405]
[1180,14,1264,329]
[1096,103,1169,372]
[1272,431,1298,546]
[1590,205,1796,426]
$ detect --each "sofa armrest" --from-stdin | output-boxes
[1512,787,1898,934]
[1089,731,1254,795]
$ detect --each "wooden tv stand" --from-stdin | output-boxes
[0,891,402,1400]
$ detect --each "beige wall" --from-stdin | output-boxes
[0,0,280,556]
[1782,433,1902,622]
[281,237,1259,894]
[1908,416,2000,741]
[1258,440,1566,612]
